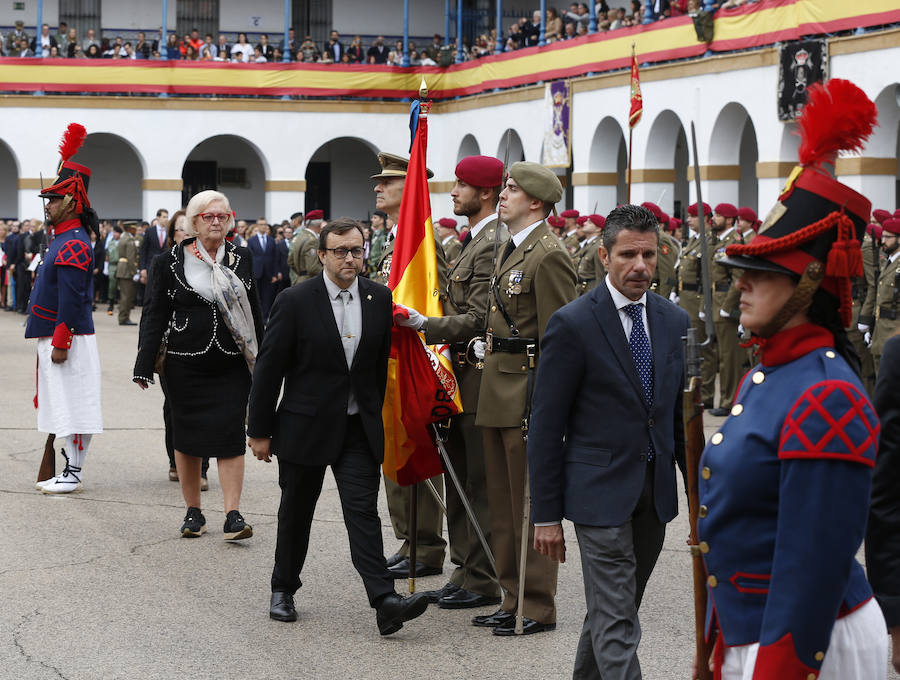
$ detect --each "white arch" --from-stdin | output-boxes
[77,132,145,220]
[644,110,686,169]
[589,117,626,173]
[457,134,481,163]
[183,134,270,180]
[306,137,381,220]
[496,129,525,163]
[868,84,900,157]
[0,138,19,219]
[708,103,751,165]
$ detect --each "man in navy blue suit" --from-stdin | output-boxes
[527,204,689,679]
[248,219,281,320]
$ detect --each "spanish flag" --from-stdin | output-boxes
[382,103,463,486]
[629,45,643,129]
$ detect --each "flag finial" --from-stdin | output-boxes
[419,77,428,100]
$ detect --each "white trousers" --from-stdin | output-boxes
[36,335,103,437]
[722,598,888,680]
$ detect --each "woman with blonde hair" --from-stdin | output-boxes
[134,190,263,539]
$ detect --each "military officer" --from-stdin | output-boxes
[849,224,879,394]
[473,161,577,636]
[574,213,605,295]
[678,202,716,408]
[641,202,679,300]
[367,209,388,275]
[736,206,759,244]
[116,221,139,326]
[560,209,581,254]
[396,155,507,609]
[105,225,122,315]
[872,218,900,373]
[706,203,744,416]
[437,217,462,265]
[370,151,449,578]
[287,209,323,284]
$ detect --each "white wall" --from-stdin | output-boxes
[220,0,286,35]
[0,0,59,31]
[331,1,444,38]
[100,0,175,33]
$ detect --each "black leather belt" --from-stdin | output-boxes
[450,342,469,366]
[714,282,731,292]
[879,306,899,321]
[486,333,538,354]
[681,282,699,291]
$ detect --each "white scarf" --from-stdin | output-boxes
[192,239,259,373]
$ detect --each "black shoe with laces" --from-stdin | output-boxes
[181,506,206,537]
[223,510,253,541]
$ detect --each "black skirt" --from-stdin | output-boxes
[163,351,250,458]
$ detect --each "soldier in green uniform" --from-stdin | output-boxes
[473,161,577,636]
[116,221,139,325]
[560,209,582,255]
[395,155,506,609]
[370,151,449,578]
[106,225,122,315]
[574,213,605,295]
[871,218,900,373]
[704,203,745,416]
[437,217,463,265]
[641,202,679,300]
[850,225,880,394]
[288,210,324,285]
[678,202,716,408]
[367,209,388,276]
[736,207,759,245]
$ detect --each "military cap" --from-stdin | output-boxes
[371,152,434,180]
[866,223,882,240]
[560,209,579,219]
[122,220,138,229]
[455,155,503,188]
[576,216,588,226]
[883,218,900,236]
[659,211,670,224]
[895,209,900,219]
[737,207,757,224]
[714,203,738,219]
[306,209,323,220]
[15,20,24,27]
[508,161,563,204]
[669,217,682,232]
[640,202,663,220]
[687,202,712,217]
[438,217,458,229]
[872,209,891,224]
[587,214,606,229]
[372,209,388,219]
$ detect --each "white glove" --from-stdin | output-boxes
[132,273,140,282]
[473,339,486,360]
[669,291,679,304]
[698,310,706,320]
[395,303,426,330]
[738,324,745,336]
[857,323,870,334]
[864,331,872,347]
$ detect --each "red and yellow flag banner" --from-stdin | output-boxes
[0,1,894,100]
[382,108,462,486]
[628,47,642,129]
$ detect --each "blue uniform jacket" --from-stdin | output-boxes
[25,219,95,348]
[698,323,879,679]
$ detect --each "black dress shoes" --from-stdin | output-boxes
[423,581,459,604]
[386,557,442,579]
[119,320,137,326]
[708,407,730,417]
[471,608,515,628]
[492,616,556,636]
[375,592,429,635]
[269,592,297,622]
[439,588,502,610]
[385,552,405,568]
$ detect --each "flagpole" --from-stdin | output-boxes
[627,126,633,204]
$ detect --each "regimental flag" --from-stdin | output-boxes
[382,104,463,486]
[629,46,643,129]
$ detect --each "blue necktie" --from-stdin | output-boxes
[624,303,655,461]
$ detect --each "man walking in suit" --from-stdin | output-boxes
[528,204,689,678]
[247,218,428,635]
[139,208,169,293]
[248,219,281,320]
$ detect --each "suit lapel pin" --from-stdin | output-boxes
[366,294,372,300]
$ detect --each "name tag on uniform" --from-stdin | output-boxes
[507,270,524,295]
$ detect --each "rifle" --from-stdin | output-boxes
[37,433,56,483]
[690,122,716,345]
[683,328,713,680]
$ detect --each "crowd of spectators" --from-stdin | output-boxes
[0,1,762,64]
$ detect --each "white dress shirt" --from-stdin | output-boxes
[511,219,544,248]
[469,212,498,239]
[322,272,362,415]
[605,274,651,350]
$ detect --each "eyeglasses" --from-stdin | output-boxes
[325,247,364,259]
[198,212,233,224]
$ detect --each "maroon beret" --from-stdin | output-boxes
[866,223,883,240]
[659,211,670,224]
[669,217,682,232]
[306,209,323,220]
[872,209,891,224]
[714,203,738,219]
[640,202,663,220]
[895,209,900,219]
[560,209,580,219]
[883,218,900,236]
[455,155,504,188]
[687,202,712,217]
[548,216,564,227]
[438,217,458,229]
[587,214,606,229]
[576,216,588,226]
[737,207,757,223]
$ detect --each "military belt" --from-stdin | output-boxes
[878,306,899,321]
[485,332,538,354]
[449,342,469,367]
[713,282,731,292]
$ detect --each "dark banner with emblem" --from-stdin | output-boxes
[777,39,828,122]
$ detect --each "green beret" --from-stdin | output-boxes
[508,161,563,204]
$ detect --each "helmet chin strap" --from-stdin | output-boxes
[757,261,824,338]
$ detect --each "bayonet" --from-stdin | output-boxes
[690,122,716,346]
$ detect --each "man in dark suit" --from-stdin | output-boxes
[528,204,689,678]
[247,217,428,635]
[247,219,280,320]
[139,209,169,295]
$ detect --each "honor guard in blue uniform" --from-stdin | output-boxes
[28,124,103,494]
[696,79,887,679]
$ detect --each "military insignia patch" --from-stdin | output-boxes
[507,270,524,295]
[380,254,392,280]
[661,245,669,255]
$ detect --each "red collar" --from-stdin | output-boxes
[52,219,82,237]
[760,323,834,367]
